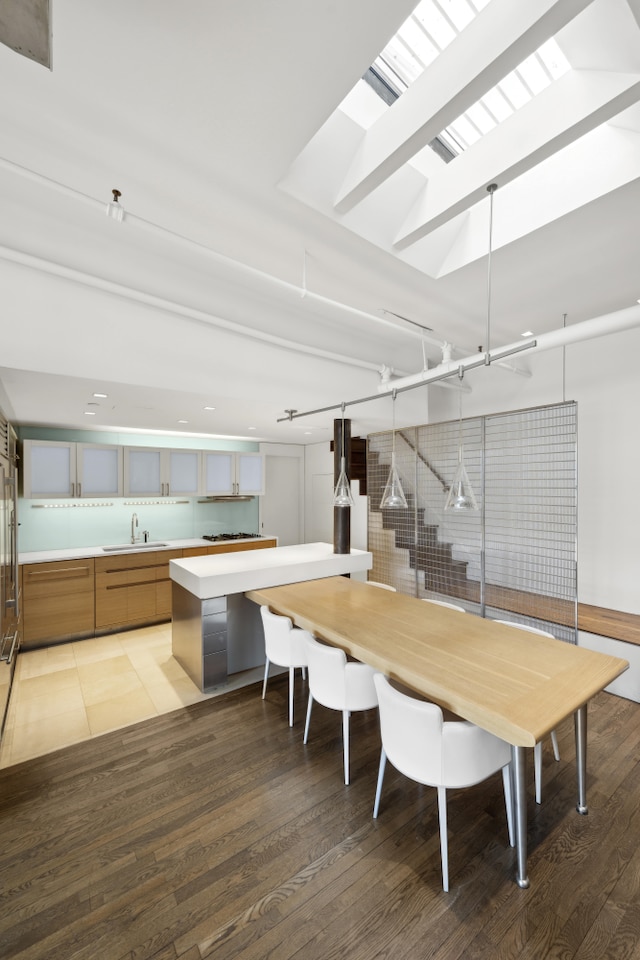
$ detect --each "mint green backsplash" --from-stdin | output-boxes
[18,497,260,553]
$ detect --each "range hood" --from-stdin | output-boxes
[198,496,254,503]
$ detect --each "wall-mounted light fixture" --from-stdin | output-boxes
[106,188,124,222]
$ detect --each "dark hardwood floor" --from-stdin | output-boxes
[1,675,640,960]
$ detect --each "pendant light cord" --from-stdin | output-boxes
[486,183,497,366]
[391,389,397,457]
[562,313,567,403]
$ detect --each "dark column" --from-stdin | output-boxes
[333,416,351,555]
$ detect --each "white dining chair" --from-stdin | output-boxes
[367,580,396,591]
[372,673,514,892]
[422,598,466,612]
[494,620,561,803]
[303,634,378,785]
[260,605,310,727]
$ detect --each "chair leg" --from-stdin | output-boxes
[303,693,313,744]
[261,658,270,699]
[373,749,387,818]
[534,741,543,804]
[288,666,295,727]
[502,764,515,847]
[342,710,350,785]
[551,728,560,761]
[437,786,449,893]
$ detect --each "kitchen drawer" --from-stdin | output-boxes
[203,629,227,655]
[95,550,182,631]
[23,559,95,598]
[95,549,182,580]
[21,559,95,647]
[202,651,227,688]
[206,538,276,555]
[203,596,227,616]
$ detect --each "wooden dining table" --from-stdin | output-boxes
[246,575,629,888]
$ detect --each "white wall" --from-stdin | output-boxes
[427,327,640,615]
[259,443,305,545]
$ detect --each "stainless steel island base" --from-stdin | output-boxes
[171,582,264,691]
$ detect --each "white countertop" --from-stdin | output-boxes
[169,542,373,599]
[19,537,270,565]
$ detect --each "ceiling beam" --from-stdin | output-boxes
[333,0,595,214]
[393,69,640,249]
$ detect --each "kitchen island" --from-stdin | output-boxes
[169,542,372,690]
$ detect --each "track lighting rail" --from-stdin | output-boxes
[277,339,537,423]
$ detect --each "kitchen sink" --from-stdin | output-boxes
[102,542,168,552]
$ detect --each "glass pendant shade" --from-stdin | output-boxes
[444,451,478,511]
[333,456,354,508]
[380,390,408,509]
[380,452,408,509]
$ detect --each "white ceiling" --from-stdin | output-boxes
[1,0,639,444]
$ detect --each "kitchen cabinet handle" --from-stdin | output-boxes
[0,629,18,665]
[71,481,75,497]
[27,565,92,581]
[5,476,18,617]
[77,482,82,497]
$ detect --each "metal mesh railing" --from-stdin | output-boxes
[367,401,577,641]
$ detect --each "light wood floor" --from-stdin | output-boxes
[0,625,264,769]
[1,669,639,960]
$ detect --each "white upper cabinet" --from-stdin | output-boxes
[78,444,124,496]
[202,452,265,496]
[22,440,262,499]
[22,440,123,498]
[124,448,201,497]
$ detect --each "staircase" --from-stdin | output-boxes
[368,449,479,602]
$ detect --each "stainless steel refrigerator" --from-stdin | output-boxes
[0,415,19,738]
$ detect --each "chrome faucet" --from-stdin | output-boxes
[131,512,139,544]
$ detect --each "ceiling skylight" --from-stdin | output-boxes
[363,0,570,157]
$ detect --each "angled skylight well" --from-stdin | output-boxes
[361,0,571,160]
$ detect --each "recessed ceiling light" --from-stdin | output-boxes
[177,419,189,424]
[84,411,96,416]
[248,426,256,431]
[93,392,108,398]
[521,330,534,337]
[203,406,216,411]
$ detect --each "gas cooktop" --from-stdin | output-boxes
[202,533,261,542]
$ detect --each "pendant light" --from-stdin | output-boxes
[444,383,478,511]
[333,402,354,508]
[380,389,408,509]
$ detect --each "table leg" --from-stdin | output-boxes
[575,704,588,815]
[511,745,530,888]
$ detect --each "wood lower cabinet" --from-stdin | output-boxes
[22,539,279,645]
[95,549,182,632]
[22,558,95,648]
[205,538,276,555]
